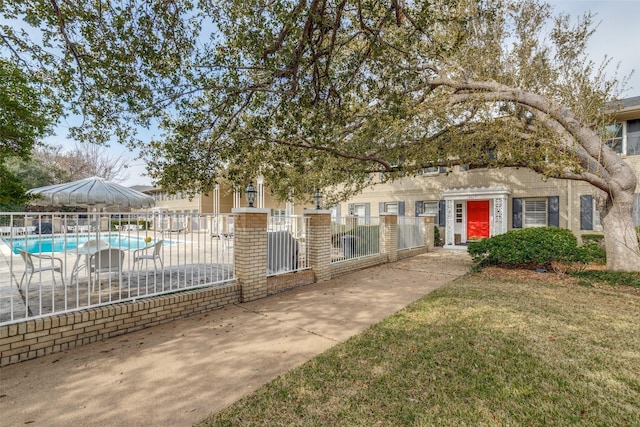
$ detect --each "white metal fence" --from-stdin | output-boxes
[0,212,235,325]
[330,217,381,263]
[267,216,310,276]
[398,217,425,250]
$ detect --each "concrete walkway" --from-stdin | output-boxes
[0,250,472,427]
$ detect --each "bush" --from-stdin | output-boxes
[581,233,604,246]
[467,227,582,269]
[574,242,606,265]
[434,226,443,246]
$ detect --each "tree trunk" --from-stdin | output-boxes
[597,189,640,271]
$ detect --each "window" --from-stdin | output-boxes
[384,202,398,214]
[271,209,286,225]
[602,120,640,155]
[330,205,341,221]
[627,119,640,155]
[593,205,602,231]
[419,167,438,175]
[580,194,602,231]
[420,201,440,225]
[351,203,370,225]
[523,199,547,227]
[604,123,623,154]
[348,203,371,220]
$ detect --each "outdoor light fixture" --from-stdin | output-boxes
[245,180,257,207]
[313,188,323,210]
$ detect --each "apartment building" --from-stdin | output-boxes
[334,96,640,247]
[137,178,313,218]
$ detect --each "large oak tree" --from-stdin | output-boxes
[2,0,638,270]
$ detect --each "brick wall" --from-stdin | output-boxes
[330,253,389,277]
[398,246,428,260]
[267,270,315,294]
[0,283,240,367]
[380,214,398,263]
[233,209,269,302]
[306,211,332,282]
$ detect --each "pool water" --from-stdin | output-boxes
[6,234,154,254]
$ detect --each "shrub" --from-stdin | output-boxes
[581,233,605,246]
[434,226,443,246]
[574,242,606,265]
[467,227,582,269]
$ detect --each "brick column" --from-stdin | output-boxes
[420,214,435,251]
[305,209,332,283]
[232,208,269,302]
[380,213,398,262]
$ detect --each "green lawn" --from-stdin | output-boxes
[198,271,640,426]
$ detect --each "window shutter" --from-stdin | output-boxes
[512,198,522,228]
[633,194,640,227]
[364,203,370,219]
[379,202,385,215]
[580,195,593,230]
[548,196,559,227]
[438,200,446,227]
[415,201,422,217]
[398,202,405,217]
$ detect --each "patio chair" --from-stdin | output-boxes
[132,240,164,271]
[70,239,111,283]
[17,249,65,289]
[160,225,186,237]
[88,248,125,291]
[211,233,233,257]
[33,222,53,234]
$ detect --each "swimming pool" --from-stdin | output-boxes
[4,234,155,254]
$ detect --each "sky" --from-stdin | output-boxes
[45,0,640,188]
[549,0,640,92]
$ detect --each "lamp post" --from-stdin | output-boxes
[245,180,257,208]
[313,188,323,210]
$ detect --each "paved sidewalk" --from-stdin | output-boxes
[0,250,471,427]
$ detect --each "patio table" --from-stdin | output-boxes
[68,243,110,284]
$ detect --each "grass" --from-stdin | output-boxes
[570,270,640,288]
[198,271,640,426]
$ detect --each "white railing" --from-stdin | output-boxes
[330,217,380,263]
[398,217,425,250]
[267,216,310,276]
[0,212,235,326]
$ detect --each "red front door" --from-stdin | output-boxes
[467,200,490,240]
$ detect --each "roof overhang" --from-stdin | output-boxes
[442,186,511,200]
